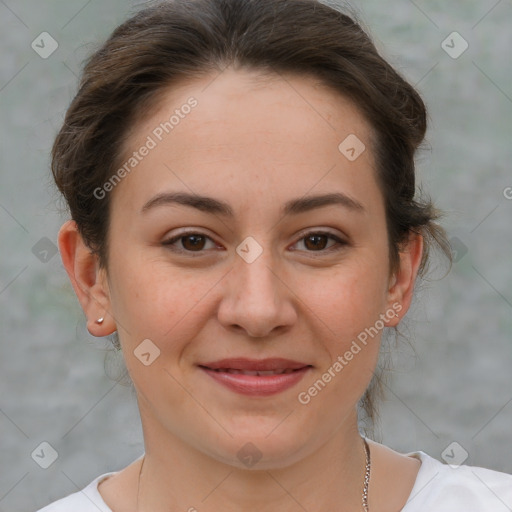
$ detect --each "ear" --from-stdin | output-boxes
[58,220,116,337]
[385,231,424,326]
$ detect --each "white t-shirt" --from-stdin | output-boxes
[36,451,512,511]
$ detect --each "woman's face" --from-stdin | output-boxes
[87,68,419,467]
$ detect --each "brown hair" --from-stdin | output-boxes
[52,0,452,430]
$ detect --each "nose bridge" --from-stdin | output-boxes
[217,240,296,337]
[236,242,282,310]
[240,249,279,300]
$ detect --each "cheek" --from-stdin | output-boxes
[301,257,390,337]
[110,263,215,405]
[295,265,388,414]
[107,257,220,346]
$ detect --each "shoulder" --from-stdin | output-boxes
[402,450,512,511]
[35,472,115,512]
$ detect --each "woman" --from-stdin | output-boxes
[38,0,512,510]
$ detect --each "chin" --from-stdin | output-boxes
[206,421,313,470]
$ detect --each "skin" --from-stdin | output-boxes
[59,66,423,512]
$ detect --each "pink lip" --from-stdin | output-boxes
[198,358,312,397]
[199,357,309,371]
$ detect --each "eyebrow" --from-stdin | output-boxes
[140,191,365,216]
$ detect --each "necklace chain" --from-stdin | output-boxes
[137,436,371,511]
[362,436,371,511]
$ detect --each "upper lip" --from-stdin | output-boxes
[199,358,311,371]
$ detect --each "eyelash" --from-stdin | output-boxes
[161,230,348,256]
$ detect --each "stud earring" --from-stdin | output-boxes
[95,317,104,324]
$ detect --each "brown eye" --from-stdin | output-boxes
[181,234,207,251]
[293,231,347,253]
[304,234,329,250]
[162,232,217,253]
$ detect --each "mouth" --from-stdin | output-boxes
[199,357,311,372]
[202,368,302,375]
[197,358,313,396]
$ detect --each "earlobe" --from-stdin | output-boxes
[57,220,116,337]
[385,232,424,325]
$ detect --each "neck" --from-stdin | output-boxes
[136,403,369,512]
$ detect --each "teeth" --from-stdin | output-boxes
[213,368,297,375]
[227,369,259,375]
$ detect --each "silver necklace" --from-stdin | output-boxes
[362,436,371,511]
[137,437,371,511]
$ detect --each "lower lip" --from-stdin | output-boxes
[200,366,311,397]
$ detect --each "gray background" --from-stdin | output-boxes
[1,0,511,510]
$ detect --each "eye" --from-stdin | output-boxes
[161,229,347,256]
[162,231,218,253]
[292,231,347,253]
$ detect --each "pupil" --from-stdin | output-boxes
[183,235,205,251]
[306,234,326,250]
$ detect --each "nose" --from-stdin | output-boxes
[217,247,297,338]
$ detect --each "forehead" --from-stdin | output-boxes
[111,67,380,215]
